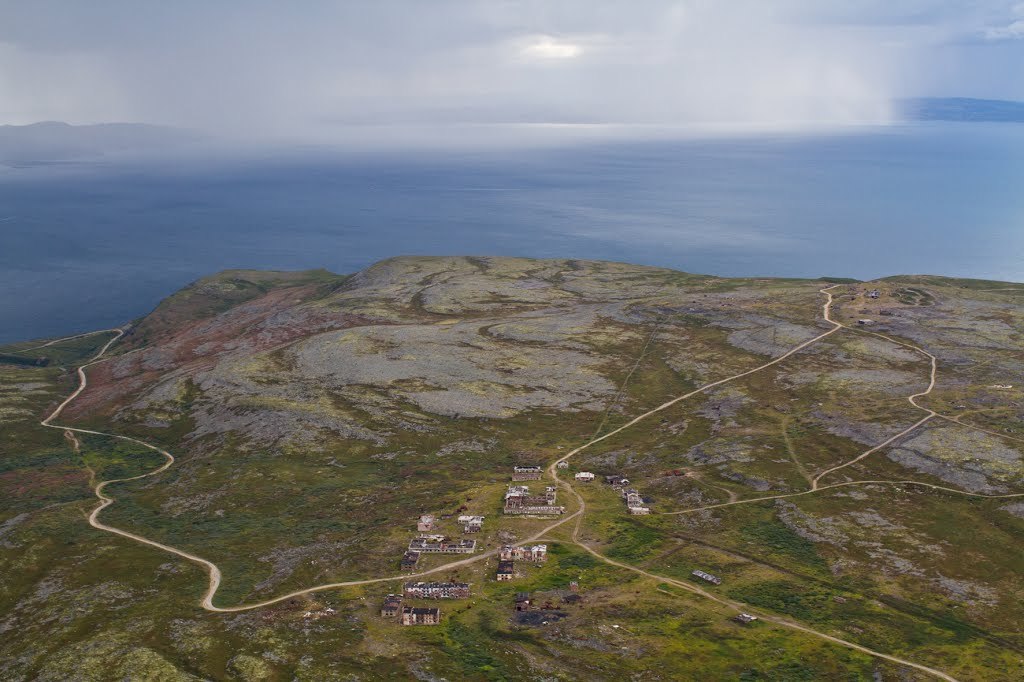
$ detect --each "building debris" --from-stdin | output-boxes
[457,515,485,533]
[380,594,403,618]
[512,465,543,481]
[408,536,477,554]
[623,487,650,515]
[401,606,440,625]
[403,582,470,599]
[401,551,420,571]
[692,570,722,585]
[500,544,547,562]
[417,514,436,532]
[301,606,336,620]
[605,475,630,489]
[504,485,564,515]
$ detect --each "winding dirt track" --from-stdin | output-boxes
[811,320,939,488]
[40,333,583,611]
[17,328,119,353]
[37,286,1020,679]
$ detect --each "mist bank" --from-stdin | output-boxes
[900,98,1024,123]
[4,96,1024,164]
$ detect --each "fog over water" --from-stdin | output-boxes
[2,121,1022,344]
[5,2,1024,136]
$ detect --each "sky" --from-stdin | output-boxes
[1,0,1023,140]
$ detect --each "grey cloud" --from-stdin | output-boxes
[0,0,1021,142]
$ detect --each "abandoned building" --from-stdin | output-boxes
[692,570,722,585]
[499,544,547,562]
[605,475,630,489]
[623,488,650,515]
[457,515,485,533]
[556,461,569,469]
[417,514,436,532]
[504,484,565,515]
[868,289,880,299]
[401,606,440,626]
[380,594,403,618]
[512,465,543,481]
[403,581,471,599]
[408,536,477,554]
[514,593,531,611]
[496,560,515,581]
[574,471,595,482]
[401,551,420,571]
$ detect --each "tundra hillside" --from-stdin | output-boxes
[1,256,1022,681]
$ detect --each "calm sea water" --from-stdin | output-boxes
[1,122,1022,344]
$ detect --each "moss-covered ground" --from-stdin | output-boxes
[1,257,1021,680]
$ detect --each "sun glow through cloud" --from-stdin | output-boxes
[519,35,583,60]
[1,1,1023,139]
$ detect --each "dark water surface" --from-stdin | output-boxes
[2,122,1022,344]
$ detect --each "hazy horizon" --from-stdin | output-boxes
[3,1,1024,145]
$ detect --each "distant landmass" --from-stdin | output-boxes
[900,97,1024,123]
[0,121,200,165]
[2,99,1021,167]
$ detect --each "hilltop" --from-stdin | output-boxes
[0,256,1022,681]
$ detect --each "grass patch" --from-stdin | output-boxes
[605,518,663,562]
[443,616,512,680]
[739,520,827,571]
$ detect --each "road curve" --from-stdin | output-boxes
[40,332,582,611]
[546,286,968,681]
[811,317,939,488]
[659,478,1024,516]
[36,287,971,679]
[573,542,960,682]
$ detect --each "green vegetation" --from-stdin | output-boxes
[739,520,827,569]
[0,257,1021,680]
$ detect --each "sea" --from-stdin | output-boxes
[1,122,1022,344]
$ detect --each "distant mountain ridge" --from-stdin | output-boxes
[0,121,201,165]
[900,97,1024,123]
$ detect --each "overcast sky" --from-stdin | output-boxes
[1,1,1023,140]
